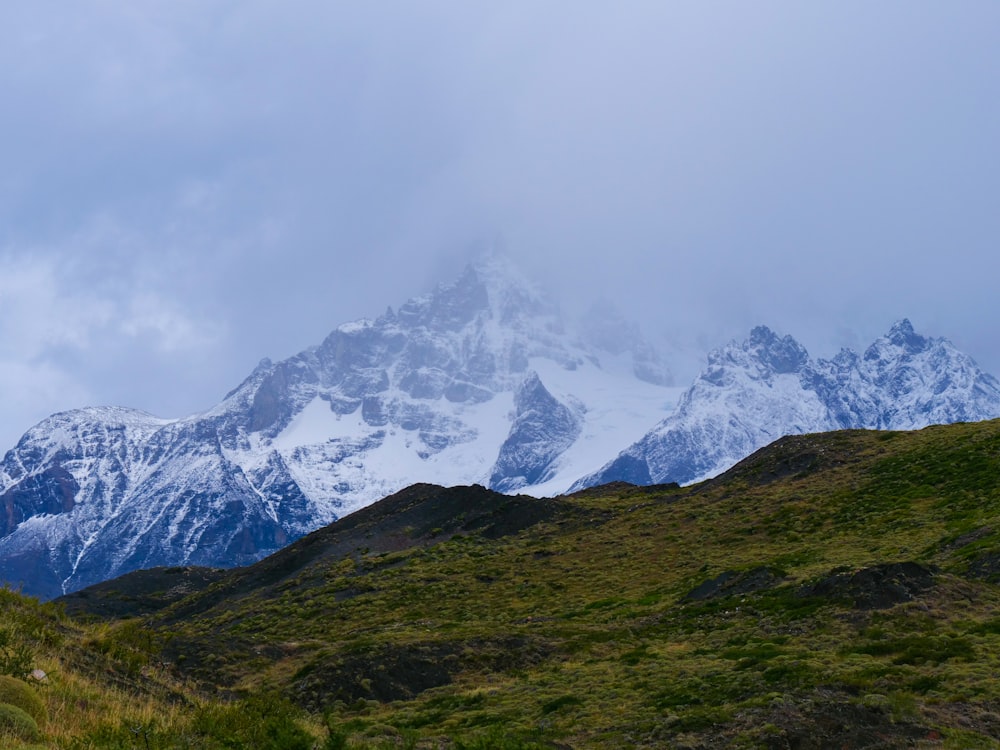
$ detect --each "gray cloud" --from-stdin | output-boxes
[0,2,998,446]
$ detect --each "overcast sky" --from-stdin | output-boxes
[1,3,998,448]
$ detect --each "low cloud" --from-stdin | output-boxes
[0,242,227,444]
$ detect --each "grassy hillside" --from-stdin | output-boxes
[9,419,1000,747]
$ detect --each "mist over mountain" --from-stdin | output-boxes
[2,254,998,601]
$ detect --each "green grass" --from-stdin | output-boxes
[7,420,1000,746]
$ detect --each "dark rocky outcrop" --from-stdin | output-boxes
[798,562,937,610]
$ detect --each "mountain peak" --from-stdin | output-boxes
[746,326,809,375]
[890,318,914,336]
[748,325,778,344]
[884,318,927,352]
[388,254,557,334]
[394,265,489,331]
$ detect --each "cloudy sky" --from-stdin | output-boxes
[0,2,998,447]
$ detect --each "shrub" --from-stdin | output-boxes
[191,693,313,750]
[322,724,349,750]
[0,702,41,742]
[453,726,549,749]
[540,695,583,714]
[0,675,46,725]
[0,626,34,679]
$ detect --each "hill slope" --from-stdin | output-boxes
[52,418,1000,749]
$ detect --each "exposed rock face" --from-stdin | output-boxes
[577,320,1000,489]
[489,373,582,492]
[797,562,937,611]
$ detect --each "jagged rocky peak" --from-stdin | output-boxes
[710,325,809,377]
[385,253,559,335]
[396,265,490,331]
[861,319,973,373]
[864,318,931,363]
[699,326,807,387]
[884,318,926,352]
[855,319,1000,427]
[234,254,585,437]
[746,326,809,374]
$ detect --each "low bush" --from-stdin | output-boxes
[0,702,41,742]
[0,676,46,725]
[191,692,314,750]
[0,627,34,679]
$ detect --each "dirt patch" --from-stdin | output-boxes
[57,566,228,619]
[797,562,936,610]
[291,635,551,710]
[676,689,934,749]
[922,699,1000,741]
[943,526,993,551]
[684,567,785,601]
[964,552,1000,582]
[758,691,932,749]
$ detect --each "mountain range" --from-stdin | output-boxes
[578,319,1000,488]
[2,257,998,599]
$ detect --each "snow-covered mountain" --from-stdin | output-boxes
[4,251,997,602]
[0,256,680,599]
[576,320,1000,489]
